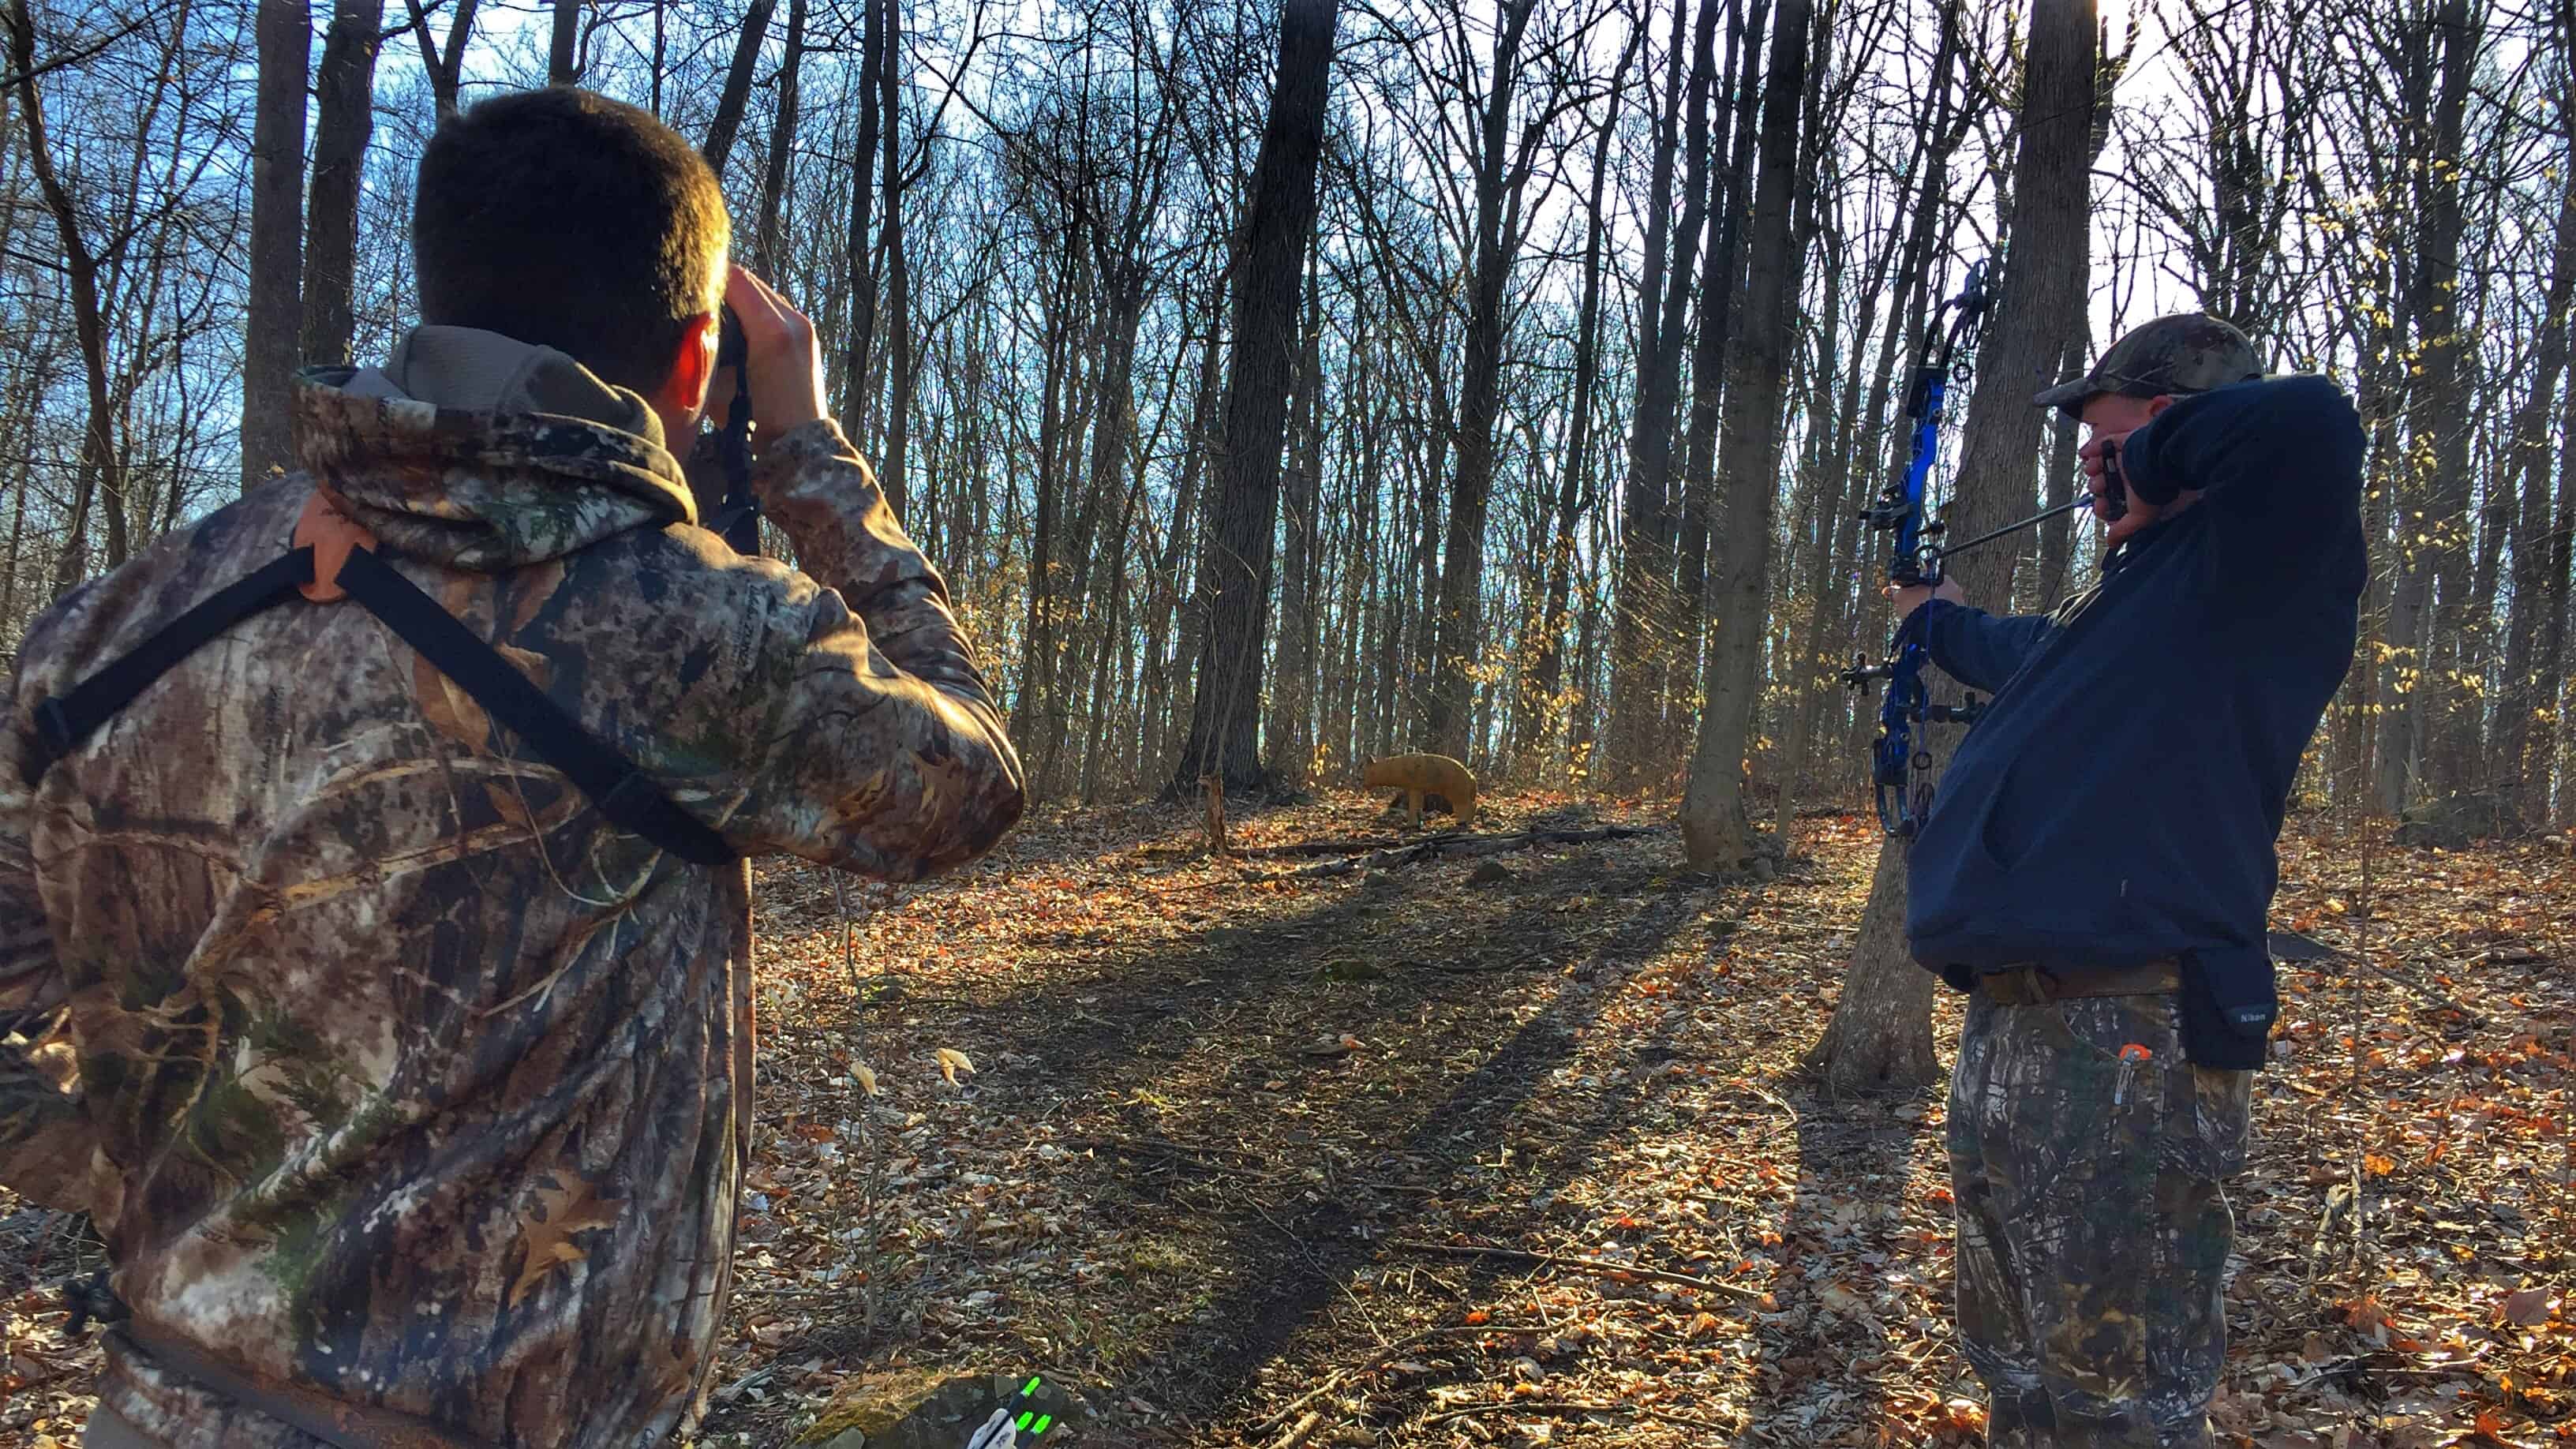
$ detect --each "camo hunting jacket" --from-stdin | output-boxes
[0,350,1024,1447]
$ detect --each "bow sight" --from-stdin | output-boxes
[1841,258,1997,837]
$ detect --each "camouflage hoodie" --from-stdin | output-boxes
[0,328,1024,1446]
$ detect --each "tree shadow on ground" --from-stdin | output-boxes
[1731,1078,1947,1447]
[1079,852,1714,1431]
[754,818,1730,1441]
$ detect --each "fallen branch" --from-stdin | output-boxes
[1270,1410,1327,1448]
[1383,1239,1770,1302]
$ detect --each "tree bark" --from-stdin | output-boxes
[1802,0,2097,1089]
[753,0,807,273]
[301,0,382,369]
[839,0,885,446]
[1669,0,1768,765]
[2541,346,2576,822]
[1170,0,1339,794]
[549,0,578,81]
[877,0,911,519]
[1267,275,1325,786]
[402,0,476,118]
[9,0,126,588]
[2493,153,2571,811]
[1677,0,1810,870]
[2376,1,2473,809]
[1522,21,1641,780]
[1607,0,1717,785]
[700,0,779,176]
[2413,0,2484,796]
[1424,0,1541,762]
[243,0,310,492]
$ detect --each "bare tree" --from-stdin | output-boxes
[403,0,477,118]
[1802,0,2099,1090]
[8,0,129,589]
[301,0,384,369]
[1170,0,1339,792]
[242,0,309,491]
[550,0,579,82]
[699,0,779,175]
[1676,0,1814,868]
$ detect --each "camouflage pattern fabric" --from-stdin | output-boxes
[2031,313,2265,417]
[1948,988,2253,1448]
[0,358,1024,1447]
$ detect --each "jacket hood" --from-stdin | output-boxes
[290,325,698,569]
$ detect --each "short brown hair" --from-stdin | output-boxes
[414,87,729,395]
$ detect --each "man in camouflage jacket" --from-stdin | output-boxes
[0,89,1024,1447]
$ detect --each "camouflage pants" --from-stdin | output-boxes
[1947,989,2253,1448]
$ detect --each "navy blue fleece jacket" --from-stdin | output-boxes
[1903,375,2366,1053]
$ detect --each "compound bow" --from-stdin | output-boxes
[1841,259,1997,837]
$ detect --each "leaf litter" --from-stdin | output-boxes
[1,797,2568,1448]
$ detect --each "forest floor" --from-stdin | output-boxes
[2,792,2570,1448]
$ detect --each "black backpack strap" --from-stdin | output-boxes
[335,549,736,865]
[20,549,317,786]
[21,543,736,867]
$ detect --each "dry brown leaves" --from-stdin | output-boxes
[2,796,2568,1449]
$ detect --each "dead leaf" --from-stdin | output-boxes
[508,1172,621,1307]
[2500,1287,2554,1327]
[934,1047,975,1085]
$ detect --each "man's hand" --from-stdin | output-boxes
[717,264,826,440]
[2083,432,2173,548]
[1887,576,1964,619]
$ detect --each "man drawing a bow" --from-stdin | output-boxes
[1892,313,2366,1447]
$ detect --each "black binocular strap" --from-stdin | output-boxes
[21,545,736,867]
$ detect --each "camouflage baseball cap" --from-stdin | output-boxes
[2032,313,2264,417]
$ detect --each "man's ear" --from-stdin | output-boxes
[652,312,721,431]
[2144,393,2178,417]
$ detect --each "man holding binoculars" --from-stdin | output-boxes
[2,87,1023,1447]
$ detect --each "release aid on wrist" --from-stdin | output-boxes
[2099,439,2130,522]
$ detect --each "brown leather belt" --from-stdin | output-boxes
[110,1321,494,1449]
[1975,959,2182,1005]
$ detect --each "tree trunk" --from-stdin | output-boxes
[1425,0,1540,761]
[1801,833,1942,1085]
[2375,2,2470,810]
[1267,276,1325,786]
[549,0,578,81]
[1670,0,1769,766]
[1142,286,1225,786]
[753,0,807,274]
[1607,0,1717,785]
[2540,354,2576,822]
[2413,0,2484,796]
[839,0,885,445]
[1522,24,1639,778]
[877,0,911,519]
[1678,0,1811,871]
[301,0,381,369]
[402,0,476,118]
[243,0,309,492]
[1802,0,2097,1088]
[9,0,125,589]
[700,0,779,175]
[1171,0,1339,795]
